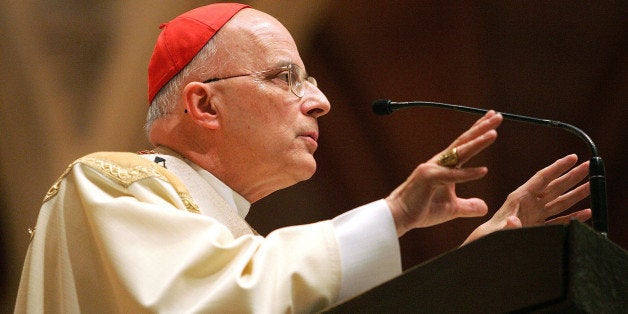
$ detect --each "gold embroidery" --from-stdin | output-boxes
[80,157,167,187]
[44,162,75,203]
[42,153,200,215]
[178,192,200,214]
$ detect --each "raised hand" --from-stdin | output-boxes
[386,111,503,236]
[463,154,591,244]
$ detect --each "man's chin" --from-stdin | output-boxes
[300,161,317,181]
[293,157,317,182]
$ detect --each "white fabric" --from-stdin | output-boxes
[145,151,402,302]
[187,160,251,218]
[141,152,253,238]
[15,152,401,313]
[332,199,401,300]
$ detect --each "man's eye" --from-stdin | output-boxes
[274,71,290,83]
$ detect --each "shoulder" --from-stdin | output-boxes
[72,151,168,187]
[48,152,164,190]
[43,152,199,214]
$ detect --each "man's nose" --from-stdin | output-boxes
[301,83,331,118]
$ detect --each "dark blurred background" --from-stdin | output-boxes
[1,1,625,310]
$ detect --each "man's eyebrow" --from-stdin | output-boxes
[259,61,293,74]
[276,60,293,67]
[264,61,292,70]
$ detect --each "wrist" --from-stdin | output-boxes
[385,197,411,237]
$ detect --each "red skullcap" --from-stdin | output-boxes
[147,3,250,104]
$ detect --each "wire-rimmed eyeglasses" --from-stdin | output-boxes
[202,63,317,98]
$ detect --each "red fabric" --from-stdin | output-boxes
[147,3,250,104]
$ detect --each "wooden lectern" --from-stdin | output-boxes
[325,221,627,313]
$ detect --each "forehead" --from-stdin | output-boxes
[220,9,303,69]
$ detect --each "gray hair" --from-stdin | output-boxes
[145,31,225,134]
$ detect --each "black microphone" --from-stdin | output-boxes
[373,99,608,237]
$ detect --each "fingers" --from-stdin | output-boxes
[434,111,502,168]
[546,209,592,225]
[540,160,589,203]
[507,155,591,227]
[387,161,492,234]
[454,130,497,167]
[545,182,590,217]
[420,163,488,185]
[529,156,590,219]
[524,154,579,192]
[451,111,503,148]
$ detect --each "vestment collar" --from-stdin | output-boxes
[153,146,251,218]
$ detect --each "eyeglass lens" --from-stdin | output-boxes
[289,64,317,97]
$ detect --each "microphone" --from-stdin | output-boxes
[373,99,608,237]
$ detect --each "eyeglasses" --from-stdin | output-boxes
[202,63,317,98]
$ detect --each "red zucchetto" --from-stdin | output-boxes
[147,3,250,104]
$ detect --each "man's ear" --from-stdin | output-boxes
[182,82,219,129]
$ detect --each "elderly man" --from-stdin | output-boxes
[16,3,591,313]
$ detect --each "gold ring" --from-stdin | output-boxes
[438,147,459,168]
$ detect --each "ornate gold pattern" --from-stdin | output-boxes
[42,153,200,215]
[81,157,167,187]
[178,192,200,214]
[44,162,74,203]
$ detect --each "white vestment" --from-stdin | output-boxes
[15,150,401,313]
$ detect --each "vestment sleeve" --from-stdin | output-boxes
[332,199,402,301]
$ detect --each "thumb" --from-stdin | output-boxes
[455,198,489,218]
[504,215,522,229]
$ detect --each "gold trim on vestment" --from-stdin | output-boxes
[177,192,200,214]
[82,156,168,186]
[44,163,74,203]
[43,153,200,214]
